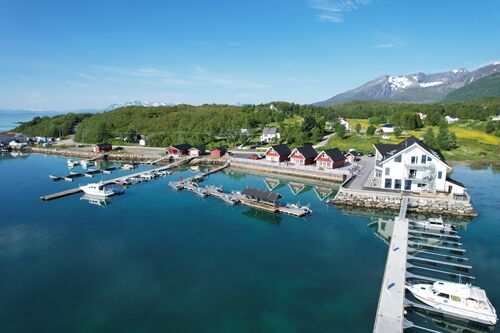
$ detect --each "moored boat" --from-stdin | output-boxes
[169,181,184,191]
[413,217,456,232]
[67,159,80,168]
[407,281,497,326]
[220,193,240,205]
[286,202,313,215]
[79,181,115,197]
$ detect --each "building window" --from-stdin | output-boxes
[394,179,402,189]
[395,155,402,162]
[428,156,432,162]
[404,180,412,191]
[385,178,392,189]
[409,169,417,179]
[385,167,390,176]
[411,156,417,164]
[438,171,442,179]
[421,155,427,164]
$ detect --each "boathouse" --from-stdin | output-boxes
[93,143,112,153]
[315,148,345,169]
[211,146,227,157]
[168,144,193,155]
[242,187,282,206]
[264,144,291,163]
[188,146,206,157]
[288,145,318,165]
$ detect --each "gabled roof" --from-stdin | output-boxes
[381,123,394,128]
[242,187,282,203]
[189,146,205,151]
[291,145,317,159]
[171,144,193,151]
[315,148,345,162]
[267,144,291,156]
[374,136,449,168]
[262,127,279,135]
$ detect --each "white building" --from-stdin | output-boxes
[372,136,465,195]
[338,118,352,131]
[261,127,280,143]
[139,139,147,146]
[379,124,395,133]
[270,104,278,111]
[417,112,427,120]
[240,129,251,137]
[491,115,500,121]
[445,116,459,124]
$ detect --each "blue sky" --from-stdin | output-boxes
[0,0,499,110]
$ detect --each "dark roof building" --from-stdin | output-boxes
[292,145,318,159]
[321,148,345,162]
[242,187,283,204]
[269,144,291,157]
[374,136,446,164]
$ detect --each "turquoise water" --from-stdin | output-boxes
[0,154,498,332]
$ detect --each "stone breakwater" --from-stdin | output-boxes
[332,188,477,217]
[28,147,165,163]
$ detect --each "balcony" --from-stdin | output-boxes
[404,162,435,170]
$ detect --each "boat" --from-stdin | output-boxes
[413,217,456,232]
[169,181,184,191]
[140,173,155,181]
[79,181,115,197]
[121,163,136,170]
[67,159,80,168]
[286,202,313,215]
[80,160,94,168]
[407,281,497,326]
[205,185,223,192]
[191,185,208,197]
[220,193,240,205]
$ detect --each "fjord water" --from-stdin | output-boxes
[0,154,498,333]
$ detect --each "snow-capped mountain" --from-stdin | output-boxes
[104,100,175,111]
[316,62,500,105]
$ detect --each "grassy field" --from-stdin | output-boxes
[324,119,500,161]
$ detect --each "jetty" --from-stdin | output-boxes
[49,166,117,182]
[372,196,482,332]
[41,157,193,201]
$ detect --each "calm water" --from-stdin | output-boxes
[0,154,498,333]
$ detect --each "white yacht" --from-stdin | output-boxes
[79,182,115,197]
[286,202,313,215]
[67,159,80,168]
[413,217,456,232]
[407,281,497,325]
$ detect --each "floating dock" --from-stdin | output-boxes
[41,157,193,201]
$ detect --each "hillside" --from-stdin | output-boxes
[443,72,500,102]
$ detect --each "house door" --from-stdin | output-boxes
[448,185,453,194]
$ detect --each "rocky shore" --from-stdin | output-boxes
[332,188,477,217]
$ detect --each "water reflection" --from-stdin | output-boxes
[242,208,282,225]
[80,194,112,207]
[409,307,495,333]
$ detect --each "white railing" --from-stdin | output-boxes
[231,157,351,176]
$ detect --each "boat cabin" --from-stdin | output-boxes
[315,148,345,169]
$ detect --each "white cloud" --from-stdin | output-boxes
[309,0,373,23]
[375,42,395,48]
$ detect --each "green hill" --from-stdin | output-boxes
[443,72,500,102]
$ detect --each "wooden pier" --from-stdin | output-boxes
[41,157,193,201]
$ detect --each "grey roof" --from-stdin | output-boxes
[322,148,345,162]
[262,127,279,135]
[381,123,394,128]
[242,187,282,203]
[374,136,446,164]
[293,145,318,159]
[270,144,291,156]
[172,144,193,151]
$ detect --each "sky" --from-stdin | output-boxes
[0,0,499,110]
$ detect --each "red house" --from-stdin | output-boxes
[93,143,112,153]
[167,144,193,155]
[264,144,291,163]
[211,146,227,157]
[288,145,318,166]
[315,148,346,169]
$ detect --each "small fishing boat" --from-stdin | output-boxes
[79,181,115,197]
[67,159,80,168]
[413,217,456,232]
[169,181,184,191]
[140,173,155,181]
[407,281,497,325]
[220,193,240,205]
[205,185,223,192]
[286,202,313,215]
[121,163,136,170]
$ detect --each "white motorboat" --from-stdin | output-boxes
[79,182,115,197]
[192,187,208,197]
[407,281,497,326]
[67,159,80,168]
[140,173,155,181]
[205,185,223,193]
[80,160,93,168]
[121,163,135,170]
[169,181,184,191]
[286,202,313,215]
[220,193,240,205]
[413,217,456,232]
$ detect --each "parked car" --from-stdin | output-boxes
[114,146,124,151]
[368,152,374,157]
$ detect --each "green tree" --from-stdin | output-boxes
[366,124,376,135]
[394,126,403,137]
[355,123,361,134]
[423,128,436,148]
[485,121,495,133]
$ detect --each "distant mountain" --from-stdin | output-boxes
[442,72,500,102]
[316,62,500,105]
[104,100,175,111]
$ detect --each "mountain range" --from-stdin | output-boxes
[316,62,500,105]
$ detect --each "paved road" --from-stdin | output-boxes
[313,133,334,149]
[344,156,374,189]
